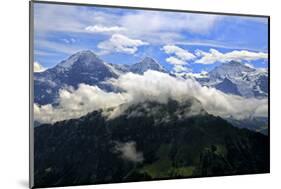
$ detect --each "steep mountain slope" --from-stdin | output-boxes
[105,63,130,76]
[34,99,269,188]
[214,77,241,96]
[227,117,268,135]
[195,61,268,98]
[129,57,166,74]
[106,57,167,75]
[34,51,118,105]
[208,61,255,81]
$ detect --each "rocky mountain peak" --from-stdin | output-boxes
[57,50,102,69]
[130,57,166,74]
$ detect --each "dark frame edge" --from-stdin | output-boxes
[268,16,270,173]
[29,1,35,188]
[32,0,269,18]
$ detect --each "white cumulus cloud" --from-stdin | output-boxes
[163,45,196,61]
[166,57,186,65]
[172,65,190,73]
[163,45,196,73]
[34,84,130,123]
[195,49,268,64]
[98,34,148,54]
[34,62,46,72]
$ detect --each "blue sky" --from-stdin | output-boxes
[33,2,268,73]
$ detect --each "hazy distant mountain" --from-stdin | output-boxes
[34,99,269,187]
[226,117,268,135]
[195,61,268,98]
[209,61,255,80]
[214,77,241,96]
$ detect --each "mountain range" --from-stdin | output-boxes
[34,51,268,105]
[34,51,166,105]
[34,50,268,133]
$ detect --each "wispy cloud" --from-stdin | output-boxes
[163,45,196,62]
[62,38,76,44]
[34,3,221,46]
[178,40,267,52]
[34,3,268,67]
[195,49,268,64]
[172,65,191,73]
[36,39,88,55]
[34,3,120,34]
[166,57,187,65]
[34,50,57,57]
[85,25,126,34]
[120,11,220,35]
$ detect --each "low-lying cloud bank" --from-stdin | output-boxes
[34,85,130,123]
[34,71,268,124]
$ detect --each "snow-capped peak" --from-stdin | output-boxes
[130,57,166,74]
[209,60,255,80]
[194,60,268,98]
[57,50,101,69]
